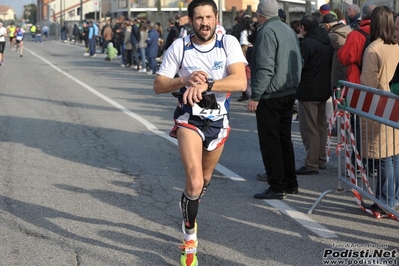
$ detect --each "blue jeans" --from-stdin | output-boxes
[375,155,399,208]
[120,43,125,65]
[139,47,146,70]
[102,40,111,53]
[35,35,42,43]
[89,38,96,56]
[148,57,157,74]
[61,32,67,41]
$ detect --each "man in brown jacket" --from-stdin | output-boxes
[101,22,113,54]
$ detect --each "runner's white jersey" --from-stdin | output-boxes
[0,27,7,42]
[158,33,247,120]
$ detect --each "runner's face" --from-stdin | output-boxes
[190,5,217,43]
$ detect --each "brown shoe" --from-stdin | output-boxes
[256,173,268,182]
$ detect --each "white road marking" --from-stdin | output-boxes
[266,200,338,238]
[25,47,337,239]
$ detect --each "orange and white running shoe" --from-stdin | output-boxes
[179,222,198,266]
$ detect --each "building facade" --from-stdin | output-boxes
[0,5,16,21]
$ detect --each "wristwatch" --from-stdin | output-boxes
[206,77,215,92]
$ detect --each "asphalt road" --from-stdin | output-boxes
[0,38,397,266]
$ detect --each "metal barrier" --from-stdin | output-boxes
[308,81,399,220]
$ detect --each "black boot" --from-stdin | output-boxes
[237,92,249,102]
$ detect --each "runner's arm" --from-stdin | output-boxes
[209,62,246,93]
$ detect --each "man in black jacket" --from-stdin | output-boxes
[112,16,124,57]
[295,15,333,175]
[164,18,179,52]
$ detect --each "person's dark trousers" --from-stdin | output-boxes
[256,94,298,193]
[114,38,121,56]
[131,44,139,67]
[125,49,132,65]
[148,57,157,74]
[102,40,111,53]
[89,38,96,56]
[84,37,88,50]
[74,34,80,43]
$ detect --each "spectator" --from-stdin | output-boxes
[61,23,68,42]
[178,15,193,38]
[104,42,118,61]
[82,22,89,54]
[155,22,165,57]
[295,15,333,175]
[87,21,97,57]
[123,20,133,67]
[130,18,140,69]
[230,16,242,41]
[72,24,80,44]
[347,4,360,29]
[216,22,226,34]
[333,8,346,25]
[249,0,302,199]
[145,21,159,75]
[237,15,252,102]
[113,16,125,57]
[239,15,252,58]
[319,4,330,17]
[138,23,148,72]
[290,20,302,38]
[35,25,42,44]
[278,8,286,23]
[322,13,352,122]
[102,23,112,54]
[338,2,377,178]
[338,2,376,85]
[30,24,36,41]
[164,18,179,51]
[360,6,399,212]
[119,21,126,66]
[42,25,49,41]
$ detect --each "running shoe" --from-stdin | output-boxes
[180,239,198,266]
[179,221,198,266]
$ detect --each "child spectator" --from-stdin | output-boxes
[105,42,117,61]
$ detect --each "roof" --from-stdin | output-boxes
[0,5,11,14]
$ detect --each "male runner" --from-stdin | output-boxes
[153,0,246,265]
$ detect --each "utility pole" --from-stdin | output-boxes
[99,0,102,22]
[60,0,62,26]
[305,0,312,16]
[218,0,223,26]
[126,0,131,19]
[80,0,83,22]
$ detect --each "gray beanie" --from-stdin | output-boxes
[257,0,279,18]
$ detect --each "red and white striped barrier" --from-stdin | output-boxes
[327,85,398,220]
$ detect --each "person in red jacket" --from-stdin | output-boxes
[337,2,377,179]
[337,2,376,84]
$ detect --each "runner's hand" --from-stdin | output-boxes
[181,71,209,106]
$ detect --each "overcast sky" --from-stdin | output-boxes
[2,0,34,17]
